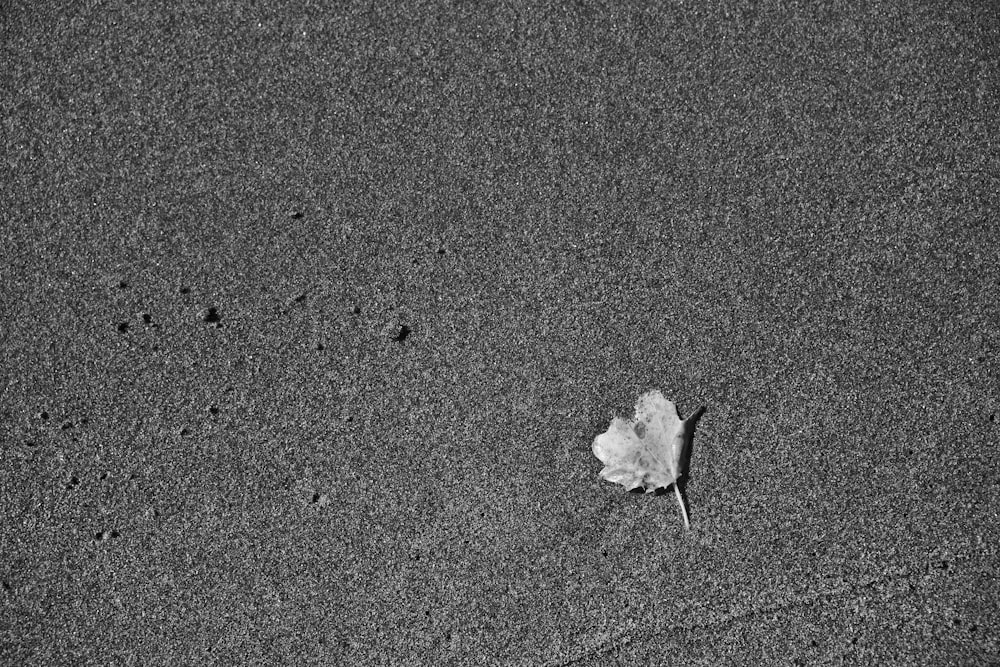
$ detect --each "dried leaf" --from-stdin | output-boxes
[592,390,706,529]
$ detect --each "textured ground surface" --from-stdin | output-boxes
[3,1,999,664]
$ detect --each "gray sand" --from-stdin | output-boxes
[3,2,998,664]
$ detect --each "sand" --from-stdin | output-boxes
[3,2,998,664]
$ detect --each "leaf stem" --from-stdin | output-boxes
[673,484,690,530]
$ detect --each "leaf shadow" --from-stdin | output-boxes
[679,405,707,521]
[653,405,707,522]
[679,404,707,481]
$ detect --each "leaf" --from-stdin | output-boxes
[592,390,706,529]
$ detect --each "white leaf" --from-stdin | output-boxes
[592,390,706,528]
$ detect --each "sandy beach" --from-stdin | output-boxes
[3,2,998,664]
